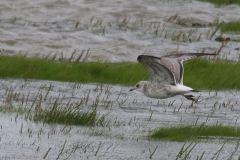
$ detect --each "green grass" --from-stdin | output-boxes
[0,55,148,86]
[198,0,240,5]
[0,103,109,126]
[33,105,108,126]
[221,22,240,33]
[1,55,240,90]
[0,105,28,114]
[150,125,240,142]
[184,58,240,90]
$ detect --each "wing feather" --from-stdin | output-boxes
[137,55,176,85]
[138,53,215,85]
[161,53,215,84]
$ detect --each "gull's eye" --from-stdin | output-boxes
[136,84,139,88]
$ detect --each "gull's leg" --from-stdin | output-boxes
[183,94,195,101]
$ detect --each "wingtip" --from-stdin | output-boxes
[197,53,216,56]
[203,53,216,56]
[137,55,142,61]
[162,53,216,57]
[137,55,161,61]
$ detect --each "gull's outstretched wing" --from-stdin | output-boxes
[137,55,176,85]
[138,53,215,85]
[161,53,215,84]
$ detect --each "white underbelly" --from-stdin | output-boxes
[144,84,193,99]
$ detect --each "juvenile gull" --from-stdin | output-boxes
[130,53,215,101]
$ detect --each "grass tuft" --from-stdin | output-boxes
[32,101,109,126]
[0,103,109,127]
[150,125,240,142]
[198,0,240,5]
[221,22,240,33]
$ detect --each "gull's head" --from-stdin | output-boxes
[130,81,146,93]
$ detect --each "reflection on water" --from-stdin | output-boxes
[0,79,240,159]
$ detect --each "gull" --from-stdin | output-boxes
[130,53,215,101]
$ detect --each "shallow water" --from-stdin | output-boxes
[0,79,240,159]
[0,0,240,62]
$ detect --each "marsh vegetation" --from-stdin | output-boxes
[198,0,240,5]
[150,125,240,142]
[221,22,240,33]
[1,55,240,90]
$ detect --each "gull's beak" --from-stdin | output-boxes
[129,87,137,91]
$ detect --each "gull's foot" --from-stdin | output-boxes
[183,94,196,101]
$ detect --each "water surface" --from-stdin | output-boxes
[0,0,240,62]
[0,79,240,159]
